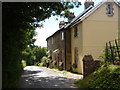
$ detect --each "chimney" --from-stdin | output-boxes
[59,21,65,28]
[68,12,75,22]
[84,0,94,10]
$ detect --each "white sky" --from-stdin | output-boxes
[34,0,119,47]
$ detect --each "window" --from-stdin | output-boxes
[52,37,54,44]
[60,31,64,40]
[74,47,78,64]
[106,3,113,16]
[74,25,78,37]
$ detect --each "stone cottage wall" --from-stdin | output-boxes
[46,29,65,69]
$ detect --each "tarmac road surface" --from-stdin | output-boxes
[19,66,83,88]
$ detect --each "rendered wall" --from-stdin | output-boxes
[118,5,120,41]
[71,22,83,74]
[71,2,119,74]
[82,2,119,60]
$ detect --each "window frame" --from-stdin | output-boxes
[51,37,54,44]
[74,25,78,37]
[106,2,114,16]
[74,47,78,65]
[60,31,64,40]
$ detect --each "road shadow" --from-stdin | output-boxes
[23,70,42,75]
[19,66,82,88]
[19,72,79,88]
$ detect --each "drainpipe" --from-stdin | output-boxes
[64,30,66,70]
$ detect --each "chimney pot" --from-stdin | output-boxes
[84,0,94,10]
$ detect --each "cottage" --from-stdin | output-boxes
[46,0,120,74]
[66,0,120,74]
[46,27,65,69]
[46,14,75,70]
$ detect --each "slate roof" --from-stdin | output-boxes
[46,0,120,41]
[65,0,120,28]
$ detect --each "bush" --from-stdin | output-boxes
[39,56,50,67]
[34,62,39,66]
[53,60,57,67]
[74,64,120,89]
[59,62,63,67]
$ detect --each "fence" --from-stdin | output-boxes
[105,39,120,64]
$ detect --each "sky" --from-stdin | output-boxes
[34,0,119,47]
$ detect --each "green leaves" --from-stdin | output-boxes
[74,65,120,89]
[22,46,47,65]
[2,2,81,88]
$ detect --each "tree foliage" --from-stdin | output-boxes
[2,2,81,88]
[22,46,47,65]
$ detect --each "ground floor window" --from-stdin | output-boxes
[74,47,78,64]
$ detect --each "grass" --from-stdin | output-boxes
[50,68,80,75]
[51,68,58,70]
[74,64,120,89]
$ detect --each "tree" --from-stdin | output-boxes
[2,2,81,88]
[22,46,47,65]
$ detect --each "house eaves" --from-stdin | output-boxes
[64,5,93,29]
[69,0,120,28]
[46,0,120,41]
[46,27,64,41]
[70,0,107,28]
[114,0,120,7]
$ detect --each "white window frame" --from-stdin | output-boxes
[60,31,64,40]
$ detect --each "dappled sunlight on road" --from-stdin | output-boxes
[19,66,83,88]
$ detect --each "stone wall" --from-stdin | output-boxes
[46,29,65,69]
[83,55,101,78]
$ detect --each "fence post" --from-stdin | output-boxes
[109,41,114,64]
[115,39,120,60]
[105,43,109,62]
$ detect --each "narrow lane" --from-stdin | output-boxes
[19,66,83,88]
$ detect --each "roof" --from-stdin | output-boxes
[66,0,120,28]
[46,0,120,41]
[46,27,64,41]
[64,5,93,29]
[46,4,93,41]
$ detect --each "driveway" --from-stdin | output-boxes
[19,66,83,88]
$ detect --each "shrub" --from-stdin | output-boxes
[53,60,57,67]
[74,64,120,89]
[59,62,63,67]
[40,56,50,67]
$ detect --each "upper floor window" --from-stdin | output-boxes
[106,2,114,16]
[52,37,54,44]
[74,25,78,37]
[60,31,64,40]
